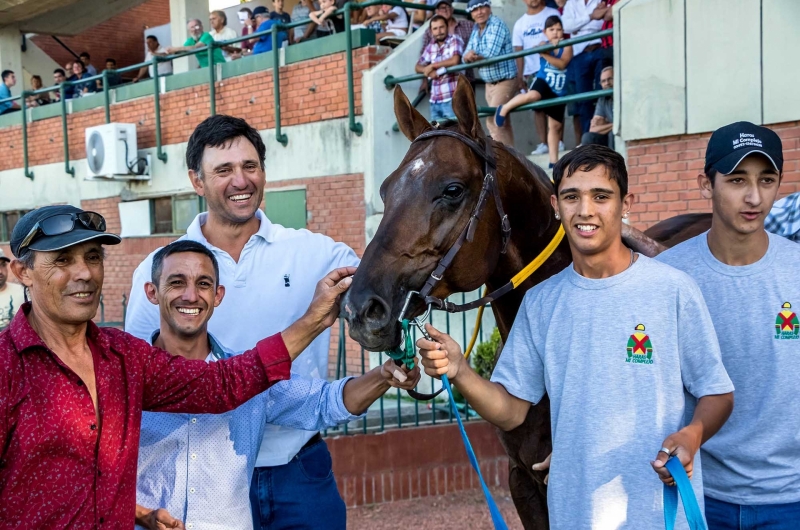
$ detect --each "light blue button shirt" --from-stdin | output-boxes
[136,333,362,530]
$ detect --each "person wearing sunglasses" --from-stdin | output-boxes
[0,205,357,529]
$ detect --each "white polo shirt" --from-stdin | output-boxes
[125,210,360,467]
[561,0,604,55]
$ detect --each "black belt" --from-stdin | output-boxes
[488,77,516,85]
[301,432,322,451]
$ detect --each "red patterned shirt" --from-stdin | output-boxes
[0,304,291,529]
[418,34,465,104]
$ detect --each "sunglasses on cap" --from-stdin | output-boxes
[18,211,107,253]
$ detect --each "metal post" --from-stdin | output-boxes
[208,45,216,116]
[21,94,33,180]
[344,2,363,135]
[102,70,110,123]
[152,58,167,163]
[272,26,288,145]
[61,85,75,177]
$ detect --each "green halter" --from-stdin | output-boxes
[383,319,416,370]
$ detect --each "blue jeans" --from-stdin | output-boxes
[705,496,800,530]
[568,47,604,133]
[250,439,346,530]
[430,100,454,122]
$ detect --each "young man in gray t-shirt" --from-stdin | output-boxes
[658,121,800,528]
[417,145,734,529]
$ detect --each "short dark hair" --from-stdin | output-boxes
[31,75,42,83]
[544,15,562,31]
[553,144,628,196]
[146,34,159,42]
[239,7,253,17]
[705,167,718,187]
[185,115,266,175]
[106,58,116,65]
[73,62,85,72]
[80,52,90,59]
[54,68,66,76]
[430,14,448,27]
[1,70,13,81]
[151,240,220,286]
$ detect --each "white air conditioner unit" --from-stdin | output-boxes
[85,123,149,180]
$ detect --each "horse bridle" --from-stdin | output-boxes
[397,127,512,329]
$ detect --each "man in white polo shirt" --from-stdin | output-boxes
[125,115,361,529]
[658,122,800,529]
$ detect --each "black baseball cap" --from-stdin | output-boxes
[705,121,783,175]
[10,205,121,258]
[253,6,269,16]
[435,0,453,7]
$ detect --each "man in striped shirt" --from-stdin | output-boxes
[463,0,518,147]
[416,15,464,122]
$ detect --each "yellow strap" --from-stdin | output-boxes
[463,224,565,359]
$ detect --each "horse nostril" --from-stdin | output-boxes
[363,296,391,326]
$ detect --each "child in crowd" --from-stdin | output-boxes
[357,4,387,33]
[495,15,572,167]
[309,0,338,36]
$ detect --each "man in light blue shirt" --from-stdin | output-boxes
[134,240,418,530]
[0,70,20,115]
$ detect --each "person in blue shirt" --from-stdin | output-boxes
[252,6,289,54]
[0,70,20,115]
[134,240,419,530]
[495,15,572,167]
[71,61,98,97]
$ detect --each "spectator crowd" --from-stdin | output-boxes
[416,0,618,165]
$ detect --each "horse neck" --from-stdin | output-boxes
[483,146,573,340]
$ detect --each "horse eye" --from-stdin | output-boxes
[443,184,464,200]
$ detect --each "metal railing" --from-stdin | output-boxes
[324,290,494,436]
[384,28,613,119]
[0,0,457,179]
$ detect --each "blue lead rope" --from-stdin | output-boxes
[663,457,707,530]
[441,374,510,530]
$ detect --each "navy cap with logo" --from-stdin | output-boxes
[10,205,121,258]
[705,121,783,176]
[252,6,269,16]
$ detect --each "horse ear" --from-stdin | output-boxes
[394,85,432,142]
[452,75,484,141]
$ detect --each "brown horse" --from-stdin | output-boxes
[343,77,705,529]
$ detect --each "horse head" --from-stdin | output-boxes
[344,76,556,351]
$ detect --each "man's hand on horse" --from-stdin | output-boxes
[531,452,551,485]
[304,266,358,329]
[416,324,465,380]
[650,429,700,486]
[380,358,422,389]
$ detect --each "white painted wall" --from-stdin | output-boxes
[617,0,800,141]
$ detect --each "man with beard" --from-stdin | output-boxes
[0,205,352,528]
[416,15,464,122]
[125,115,362,530]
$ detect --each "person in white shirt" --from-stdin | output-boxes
[512,0,560,156]
[133,35,173,83]
[0,249,25,330]
[124,115,363,530]
[209,10,241,61]
[561,0,607,135]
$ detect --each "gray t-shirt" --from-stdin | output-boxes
[657,231,800,505]
[594,96,613,122]
[491,256,733,529]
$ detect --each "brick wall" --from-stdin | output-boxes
[31,0,171,71]
[0,46,388,172]
[328,421,510,507]
[627,120,800,229]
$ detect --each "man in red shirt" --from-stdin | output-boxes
[0,205,355,529]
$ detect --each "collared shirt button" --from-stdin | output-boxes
[190,487,196,493]
[90,424,97,430]
[190,453,197,460]
[191,418,197,423]
[187,524,194,529]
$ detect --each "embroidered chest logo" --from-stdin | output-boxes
[775,302,799,340]
[284,274,291,287]
[626,324,654,364]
